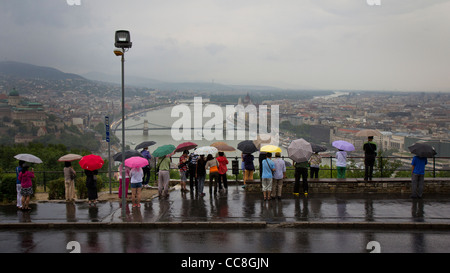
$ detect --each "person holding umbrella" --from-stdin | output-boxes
[157,155,172,198]
[140,147,152,188]
[18,164,34,211]
[408,142,436,199]
[63,161,76,202]
[411,155,427,199]
[242,153,255,188]
[130,166,144,208]
[85,169,99,206]
[179,150,189,193]
[336,149,347,179]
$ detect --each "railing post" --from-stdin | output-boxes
[433,156,436,178]
[329,156,333,178]
[379,156,383,178]
[43,171,46,192]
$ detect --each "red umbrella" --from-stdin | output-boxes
[79,154,104,170]
[174,142,198,153]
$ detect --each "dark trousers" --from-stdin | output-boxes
[364,155,376,180]
[142,166,151,185]
[294,167,308,193]
[218,173,228,190]
[209,171,219,194]
[310,167,319,178]
[189,166,198,192]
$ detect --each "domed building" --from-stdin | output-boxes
[8,88,21,107]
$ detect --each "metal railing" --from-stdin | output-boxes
[4,156,449,192]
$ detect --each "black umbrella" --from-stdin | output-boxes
[135,141,156,150]
[237,140,258,154]
[311,143,327,153]
[408,143,437,158]
[113,150,144,162]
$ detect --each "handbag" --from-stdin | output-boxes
[209,159,219,173]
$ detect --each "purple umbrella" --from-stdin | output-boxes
[332,140,355,152]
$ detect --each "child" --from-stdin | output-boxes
[18,164,35,210]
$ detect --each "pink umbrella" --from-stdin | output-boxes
[124,156,149,168]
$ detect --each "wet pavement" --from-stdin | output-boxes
[2,185,450,253]
[1,185,450,224]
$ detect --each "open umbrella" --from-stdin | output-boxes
[211,142,236,152]
[58,153,83,162]
[260,145,282,153]
[152,144,176,158]
[14,154,43,164]
[355,129,382,137]
[124,156,149,168]
[135,141,157,150]
[310,143,327,153]
[194,146,219,156]
[332,140,355,152]
[408,143,437,158]
[174,142,198,153]
[237,140,258,154]
[113,150,143,162]
[287,138,313,162]
[79,154,104,170]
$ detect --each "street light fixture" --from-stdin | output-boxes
[114,30,132,213]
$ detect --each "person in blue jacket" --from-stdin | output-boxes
[411,155,428,199]
[261,152,275,201]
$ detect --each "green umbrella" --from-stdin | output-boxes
[152,144,176,158]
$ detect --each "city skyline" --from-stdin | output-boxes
[1,0,450,92]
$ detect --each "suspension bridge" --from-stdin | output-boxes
[113,119,248,136]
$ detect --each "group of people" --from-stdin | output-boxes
[14,136,430,211]
[179,150,229,197]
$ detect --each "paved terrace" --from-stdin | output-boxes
[1,178,450,230]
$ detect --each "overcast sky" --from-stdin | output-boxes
[1,0,449,91]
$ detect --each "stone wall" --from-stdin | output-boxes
[241,178,450,194]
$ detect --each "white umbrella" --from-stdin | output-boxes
[194,146,219,156]
[58,153,83,162]
[14,153,43,164]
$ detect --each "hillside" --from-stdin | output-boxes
[0,61,86,81]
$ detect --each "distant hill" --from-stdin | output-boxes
[0,61,85,81]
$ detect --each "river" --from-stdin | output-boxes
[114,101,282,159]
[114,92,343,159]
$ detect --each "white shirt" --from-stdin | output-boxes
[336,151,347,167]
[130,167,143,183]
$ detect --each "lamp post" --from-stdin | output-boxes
[114,30,132,214]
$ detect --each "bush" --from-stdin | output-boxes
[0,174,17,203]
[0,173,37,203]
[48,178,65,200]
